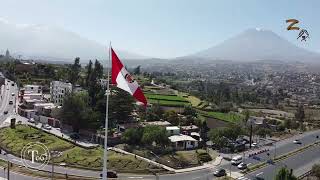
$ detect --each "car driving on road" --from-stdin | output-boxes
[293,139,302,144]
[213,168,226,177]
[237,162,247,170]
[231,155,242,165]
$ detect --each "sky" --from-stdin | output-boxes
[0,0,319,58]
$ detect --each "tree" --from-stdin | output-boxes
[141,126,169,146]
[108,87,134,125]
[295,104,305,131]
[88,60,104,106]
[208,128,228,149]
[86,60,93,87]
[122,128,144,145]
[312,164,320,179]
[275,167,297,180]
[133,65,141,75]
[164,110,180,125]
[208,124,244,149]
[69,57,81,86]
[256,128,272,138]
[60,92,90,133]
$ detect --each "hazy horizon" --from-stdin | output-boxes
[0,0,319,58]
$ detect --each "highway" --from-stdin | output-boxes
[0,79,17,125]
[245,143,320,180]
[219,129,320,175]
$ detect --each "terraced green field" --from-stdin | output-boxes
[145,93,190,107]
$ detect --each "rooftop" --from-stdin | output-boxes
[169,135,197,142]
[141,121,171,127]
[166,126,180,131]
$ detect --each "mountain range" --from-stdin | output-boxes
[0,19,147,62]
[0,18,319,63]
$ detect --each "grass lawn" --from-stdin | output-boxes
[205,111,244,123]
[54,147,163,173]
[0,159,7,167]
[0,125,165,173]
[0,125,74,156]
[129,147,217,169]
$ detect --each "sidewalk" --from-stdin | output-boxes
[0,114,100,148]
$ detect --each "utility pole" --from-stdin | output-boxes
[249,123,253,149]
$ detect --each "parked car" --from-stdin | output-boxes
[237,162,247,170]
[11,83,14,86]
[100,171,118,178]
[293,139,301,144]
[3,111,8,115]
[251,142,258,147]
[231,155,242,165]
[28,118,35,123]
[42,124,52,130]
[11,93,15,96]
[9,101,13,105]
[213,168,226,177]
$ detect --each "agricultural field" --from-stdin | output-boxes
[199,111,244,123]
[145,93,190,107]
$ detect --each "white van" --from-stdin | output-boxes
[231,155,242,165]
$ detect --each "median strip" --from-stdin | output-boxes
[245,141,320,174]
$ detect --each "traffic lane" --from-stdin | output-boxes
[219,131,320,173]
[245,144,320,180]
[0,167,44,180]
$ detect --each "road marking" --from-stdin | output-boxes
[256,172,264,176]
[128,177,144,179]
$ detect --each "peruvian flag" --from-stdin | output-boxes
[111,48,147,107]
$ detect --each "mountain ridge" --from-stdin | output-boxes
[180,28,320,62]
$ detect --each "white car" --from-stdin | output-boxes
[43,124,52,130]
[28,118,35,123]
[293,139,301,144]
[237,162,247,170]
[251,142,258,147]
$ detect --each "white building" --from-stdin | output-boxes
[168,134,198,150]
[50,81,72,106]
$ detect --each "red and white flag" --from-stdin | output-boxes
[111,48,147,107]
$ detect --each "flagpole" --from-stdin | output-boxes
[102,42,111,180]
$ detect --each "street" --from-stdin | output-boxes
[0,79,18,125]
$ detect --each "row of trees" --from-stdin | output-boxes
[60,58,134,132]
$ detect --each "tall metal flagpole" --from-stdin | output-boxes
[102,42,111,180]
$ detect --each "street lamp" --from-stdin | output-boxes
[50,150,62,180]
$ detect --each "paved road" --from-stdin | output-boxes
[245,143,320,180]
[0,79,17,125]
[219,129,320,174]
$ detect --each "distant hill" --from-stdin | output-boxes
[0,20,148,62]
[181,28,320,62]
